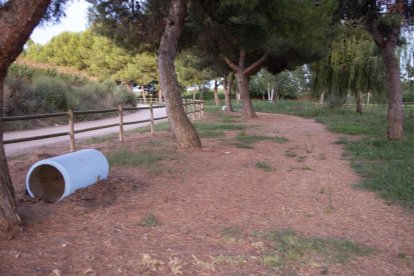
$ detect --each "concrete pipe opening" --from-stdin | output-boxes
[28,164,65,202]
[26,149,109,202]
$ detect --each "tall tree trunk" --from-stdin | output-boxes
[0,0,52,239]
[157,0,201,148]
[235,72,256,118]
[222,49,268,118]
[143,92,147,103]
[223,73,234,112]
[355,91,362,114]
[213,80,220,106]
[370,24,404,140]
[0,78,22,240]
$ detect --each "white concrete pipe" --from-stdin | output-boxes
[26,149,109,202]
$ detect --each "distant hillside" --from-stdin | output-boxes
[15,57,97,81]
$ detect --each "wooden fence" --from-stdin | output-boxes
[3,100,204,152]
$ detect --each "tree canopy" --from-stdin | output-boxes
[24,31,158,86]
[191,0,338,117]
[338,0,414,139]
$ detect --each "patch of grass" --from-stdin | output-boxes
[234,143,254,149]
[236,131,270,143]
[257,230,373,271]
[194,122,244,138]
[234,131,287,149]
[83,133,118,145]
[255,161,273,172]
[220,226,242,242]
[109,148,162,168]
[139,213,160,227]
[297,156,307,162]
[272,136,289,143]
[284,150,297,158]
[135,121,171,133]
[217,113,242,123]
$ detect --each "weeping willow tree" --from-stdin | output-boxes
[311,26,386,113]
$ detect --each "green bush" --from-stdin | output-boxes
[33,76,71,112]
[3,73,136,117]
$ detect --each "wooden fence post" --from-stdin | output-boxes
[183,98,188,114]
[192,100,196,121]
[201,101,204,117]
[197,101,202,119]
[118,105,124,142]
[68,108,75,152]
[149,103,155,135]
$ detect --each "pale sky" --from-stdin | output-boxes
[30,0,91,45]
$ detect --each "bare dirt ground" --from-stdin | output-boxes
[1,112,413,275]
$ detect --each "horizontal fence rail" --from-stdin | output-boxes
[3,100,204,152]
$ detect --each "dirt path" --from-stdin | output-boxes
[1,112,413,275]
[4,106,167,156]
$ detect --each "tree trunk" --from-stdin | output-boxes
[355,91,362,114]
[0,78,22,240]
[222,49,268,118]
[142,88,147,104]
[370,24,404,140]
[213,80,220,106]
[235,72,257,118]
[157,0,201,148]
[223,73,234,112]
[382,44,404,139]
[0,0,52,239]
[319,91,325,105]
[273,87,279,102]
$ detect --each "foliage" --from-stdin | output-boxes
[87,0,168,51]
[3,66,136,116]
[175,50,213,90]
[24,31,158,85]
[310,25,386,101]
[249,68,309,99]
[197,0,337,71]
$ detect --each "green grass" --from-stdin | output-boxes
[233,131,288,149]
[134,121,171,133]
[139,213,160,227]
[257,230,373,271]
[108,148,162,167]
[247,100,414,208]
[255,161,273,171]
[194,122,244,138]
[83,133,118,144]
[220,226,242,242]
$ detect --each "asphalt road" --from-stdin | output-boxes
[4,107,167,156]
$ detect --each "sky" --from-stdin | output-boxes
[30,0,91,45]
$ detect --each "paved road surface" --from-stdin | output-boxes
[4,107,167,156]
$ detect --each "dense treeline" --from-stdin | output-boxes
[24,31,158,88]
